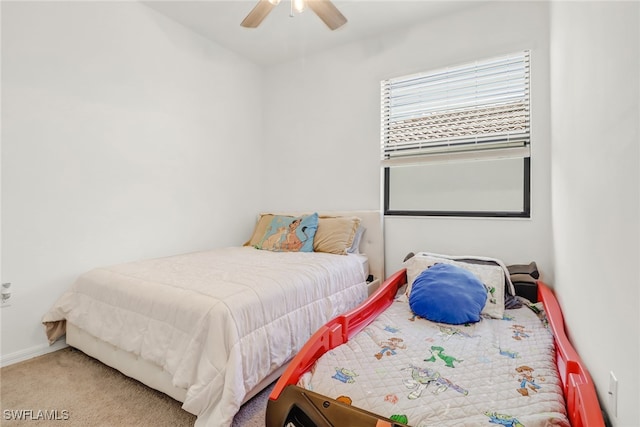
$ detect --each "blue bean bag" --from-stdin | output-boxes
[409,263,487,324]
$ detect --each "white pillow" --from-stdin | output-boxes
[346,226,366,254]
[404,254,506,319]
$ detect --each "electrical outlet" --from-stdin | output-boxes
[1,282,11,307]
[608,371,618,418]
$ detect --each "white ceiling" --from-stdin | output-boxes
[143,0,480,66]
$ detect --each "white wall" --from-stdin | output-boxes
[550,2,640,425]
[1,2,264,363]
[262,1,552,277]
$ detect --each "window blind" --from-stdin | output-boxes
[381,51,530,165]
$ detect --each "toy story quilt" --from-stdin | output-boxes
[298,296,570,427]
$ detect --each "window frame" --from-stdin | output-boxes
[381,51,531,218]
[383,158,531,218]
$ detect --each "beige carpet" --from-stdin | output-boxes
[0,348,272,426]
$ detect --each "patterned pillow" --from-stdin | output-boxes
[409,263,487,325]
[255,213,318,252]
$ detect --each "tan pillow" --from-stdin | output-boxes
[244,214,275,247]
[245,213,361,255]
[313,216,361,255]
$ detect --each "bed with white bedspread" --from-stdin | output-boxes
[42,210,383,427]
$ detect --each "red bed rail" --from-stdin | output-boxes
[537,282,605,427]
[267,270,605,427]
[269,269,406,402]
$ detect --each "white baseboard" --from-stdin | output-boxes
[1,340,68,367]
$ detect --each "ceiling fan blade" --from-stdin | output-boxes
[306,0,347,30]
[240,0,277,28]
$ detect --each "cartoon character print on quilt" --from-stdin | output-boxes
[297,297,571,427]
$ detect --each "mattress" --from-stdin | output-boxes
[43,246,368,427]
[298,296,570,427]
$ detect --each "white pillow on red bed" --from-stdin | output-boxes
[409,263,487,324]
[403,253,506,319]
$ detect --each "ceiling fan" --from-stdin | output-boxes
[241,0,347,31]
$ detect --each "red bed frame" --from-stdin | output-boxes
[266,269,605,427]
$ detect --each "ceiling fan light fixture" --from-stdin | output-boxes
[241,0,347,30]
[292,0,306,14]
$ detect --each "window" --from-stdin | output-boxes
[381,51,531,217]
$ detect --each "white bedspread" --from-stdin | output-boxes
[299,298,569,427]
[43,247,367,427]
